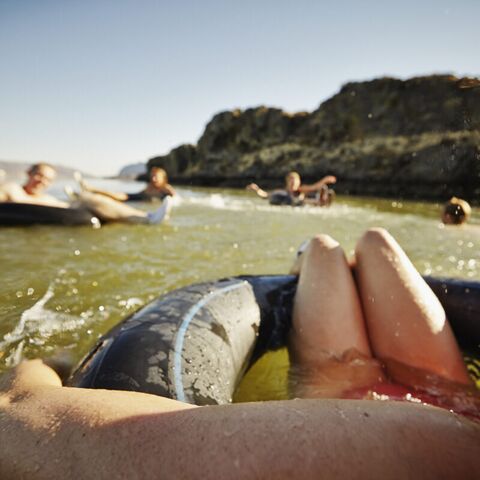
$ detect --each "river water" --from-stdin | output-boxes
[1,180,479,390]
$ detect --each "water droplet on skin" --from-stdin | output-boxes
[223,422,240,437]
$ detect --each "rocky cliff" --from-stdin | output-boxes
[148,75,480,202]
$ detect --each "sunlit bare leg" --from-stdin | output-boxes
[73,191,149,223]
[354,228,471,386]
[73,192,169,224]
[289,235,385,398]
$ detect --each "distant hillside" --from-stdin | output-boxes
[148,75,480,202]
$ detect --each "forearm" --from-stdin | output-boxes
[2,377,479,479]
[246,183,269,199]
[86,186,128,202]
[0,362,194,479]
[300,175,337,193]
[2,361,480,480]
[165,184,176,196]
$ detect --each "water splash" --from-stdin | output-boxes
[0,283,85,367]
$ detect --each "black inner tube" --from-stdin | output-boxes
[68,275,480,406]
[0,203,98,226]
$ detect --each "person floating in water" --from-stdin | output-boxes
[441,197,471,225]
[0,163,171,224]
[76,167,176,202]
[0,163,69,208]
[247,171,336,206]
[0,228,478,479]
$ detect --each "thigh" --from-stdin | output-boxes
[288,235,385,397]
[290,234,372,366]
[77,192,146,222]
[354,228,471,385]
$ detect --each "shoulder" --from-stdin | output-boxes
[0,182,25,201]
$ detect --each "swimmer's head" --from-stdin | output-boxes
[150,167,168,187]
[25,163,57,192]
[442,197,471,225]
[285,171,301,191]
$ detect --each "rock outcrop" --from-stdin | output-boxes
[148,75,480,202]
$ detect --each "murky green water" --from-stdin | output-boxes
[1,182,480,375]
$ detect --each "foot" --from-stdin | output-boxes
[147,196,172,224]
[74,171,90,192]
[64,185,78,201]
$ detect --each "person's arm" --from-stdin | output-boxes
[0,183,69,207]
[1,360,479,480]
[164,183,176,196]
[36,195,70,208]
[299,175,337,194]
[82,185,129,202]
[246,183,269,199]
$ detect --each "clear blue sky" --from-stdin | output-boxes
[1,0,478,175]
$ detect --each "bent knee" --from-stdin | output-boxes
[355,228,395,256]
[308,234,340,253]
[303,234,344,262]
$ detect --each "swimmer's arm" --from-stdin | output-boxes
[38,195,70,208]
[1,361,479,480]
[164,184,176,196]
[299,175,337,194]
[0,183,68,207]
[21,194,70,208]
[84,186,129,202]
[246,183,269,199]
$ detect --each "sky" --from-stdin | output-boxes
[1,0,479,176]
